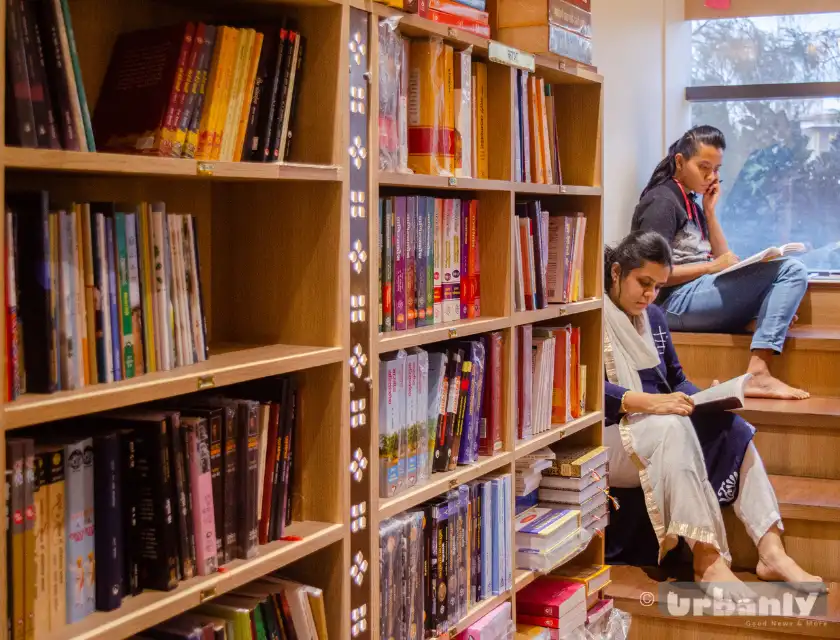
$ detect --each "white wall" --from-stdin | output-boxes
[592,0,689,245]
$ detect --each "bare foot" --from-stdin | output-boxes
[745,371,809,400]
[694,543,756,603]
[757,551,827,593]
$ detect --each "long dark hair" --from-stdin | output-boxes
[605,230,673,291]
[640,125,726,199]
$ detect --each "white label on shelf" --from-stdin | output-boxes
[488,41,535,73]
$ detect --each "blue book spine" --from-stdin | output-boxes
[480,480,492,599]
[490,479,500,595]
[105,217,122,381]
[503,475,512,590]
[451,0,487,11]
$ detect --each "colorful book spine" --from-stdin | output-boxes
[415,196,428,327]
[406,196,417,330]
[187,418,219,575]
[394,196,407,331]
[433,198,443,324]
[382,198,394,332]
[425,197,435,323]
[104,216,122,381]
[460,200,470,319]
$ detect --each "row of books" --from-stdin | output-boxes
[5,0,95,150]
[379,196,481,333]
[514,70,563,186]
[6,376,298,634]
[128,574,329,639]
[94,20,305,162]
[378,335,504,499]
[379,32,490,179]
[379,0,490,44]
[379,474,513,640]
[515,324,585,441]
[514,201,588,312]
[515,567,613,638]
[5,193,208,400]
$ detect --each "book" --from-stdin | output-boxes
[691,374,752,412]
[517,576,586,620]
[718,242,807,277]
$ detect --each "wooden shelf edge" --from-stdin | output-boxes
[5,344,343,429]
[511,299,602,327]
[379,452,513,520]
[442,589,513,638]
[514,569,537,592]
[46,521,344,640]
[514,411,603,458]
[377,317,509,353]
[378,171,511,192]
[513,184,602,196]
[3,147,343,183]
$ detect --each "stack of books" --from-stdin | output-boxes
[513,71,563,185]
[551,563,614,634]
[513,202,587,312]
[514,324,585,443]
[514,505,588,572]
[6,193,208,400]
[92,21,305,162]
[6,375,299,633]
[515,576,587,637]
[377,0,490,38]
[379,196,481,333]
[378,335,504,499]
[498,0,593,66]
[378,30,490,179]
[455,602,514,640]
[379,475,512,638]
[127,575,330,639]
[539,445,610,535]
[5,0,95,150]
[514,447,555,514]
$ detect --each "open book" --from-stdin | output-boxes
[718,243,806,277]
[691,374,751,412]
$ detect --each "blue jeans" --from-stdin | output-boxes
[660,258,808,353]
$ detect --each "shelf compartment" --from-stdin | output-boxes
[377,317,509,353]
[515,411,603,458]
[4,148,343,182]
[379,452,513,521]
[41,521,344,640]
[5,344,343,429]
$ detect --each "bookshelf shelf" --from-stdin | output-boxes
[511,298,603,327]
[378,452,514,521]
[378,171,514,192]
[4,147,344,183]
[41,521,344,640]
[4,344,343,430]
[514,411,604,458]
[514,569,537,593]
[513,183,603,197]
[376,316,510,353]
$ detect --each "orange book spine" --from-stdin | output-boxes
[408,39,447,175]
[211,28,245,161]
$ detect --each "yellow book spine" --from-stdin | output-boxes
[234,32,264,162]
[206,27,238,161]
[140,205,157,373]
[33,483,50,638]
[47,475,66,631]
[474,61,488,180]
[407,39,445,175]
[195,27,227,160]
[213,28,247,161]
[223,29,256,161]
[537,78,551,185]
[528,77,543,183]
[442,44,455,174]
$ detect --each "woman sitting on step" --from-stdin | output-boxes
[633,125,808,401]
[602,230,824,599]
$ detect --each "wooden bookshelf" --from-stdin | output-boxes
[0,2,603,639]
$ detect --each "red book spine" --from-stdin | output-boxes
[258,403,280,545]
[516,612,562,629]
[479,331,503,455]
[427,9,491,38]
[158,23,195,156]
[570,327,581,418]
[460,200,470,319]
[467,199,480,318]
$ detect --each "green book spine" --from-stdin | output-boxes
[253,605,268,640]
[114,213,135,377]
[59,0,95,151]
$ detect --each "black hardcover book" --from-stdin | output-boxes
[118,429,141,596]
[242,28,275,161]
[36,0,79,150]
[280,379,297,532]
[433,349,463,472]
[167,412,193,581]
[19,0,59,148]
[269,29,297,162]
[93,431,123,611]
[178,416,196,573]
[7,191,54,392]
[268,380,289,540]
[219,401,238,561]
[236,400,260,559]
[5,0,37,146]
[182,406,224,564]
[254,23,287,161]
[128,414,180,591]
[282,35,305,161]
[448,353,473,471]
[526,201,547,309]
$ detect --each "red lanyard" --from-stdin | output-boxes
[673,179,705,240]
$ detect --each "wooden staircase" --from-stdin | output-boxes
[606,285,840,638]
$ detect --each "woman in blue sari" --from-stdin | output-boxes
[602,230,823,599]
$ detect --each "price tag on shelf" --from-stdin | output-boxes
[197,162,215,176]
[488,41,535,73]
[197,375,216,390]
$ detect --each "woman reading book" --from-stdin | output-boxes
[632,125,808,400]
[603,231,824,600]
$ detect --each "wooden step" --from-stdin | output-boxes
[736,397,840,480]
[726,476,840,580]
[606,565,840,639]
[673,326,840,398]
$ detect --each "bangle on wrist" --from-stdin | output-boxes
[620,391,630,414]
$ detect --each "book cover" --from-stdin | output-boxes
[405,351,419,488]
[408,38,446,175]
[63,437,95,622]
[165,412,193,581]
[454,49,472,178]
[236,400,260,558]
[93,432,123,611]
[415,196,428,327]
[381,197,394,332]
[473,61,488,178]
[394,196,407,331]
[183,416,218,575]
[433,198,444,324]
[32,452,50,636]
[406,196,417,329]
[117,430,140,596]
[8,440,26,638]
[425,197,435,323]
